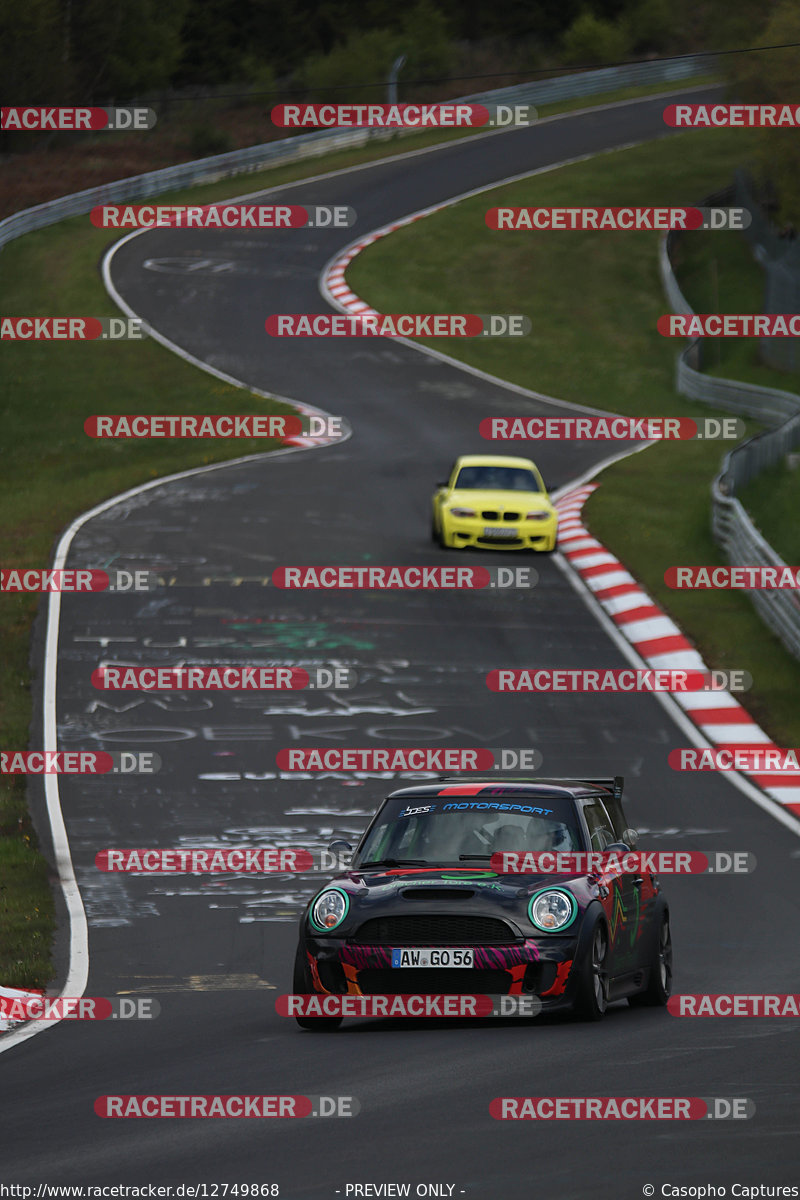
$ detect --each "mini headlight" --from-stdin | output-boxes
[309,888,349,932]
[450,507,476,518]
[528,888,577,931]
[526,510,552,520]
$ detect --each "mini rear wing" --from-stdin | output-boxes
[435,774,624,800]
[575,776,624,801]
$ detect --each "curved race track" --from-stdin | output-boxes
[2,89,800,1198]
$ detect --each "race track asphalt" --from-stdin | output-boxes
[2,88,799,1198]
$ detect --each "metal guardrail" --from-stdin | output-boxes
[711,479,800,658]
[0,127,375,250]
[733,169,800,372]
[455,55,708,109]
[0,56,709,253]
[660,196,800,661]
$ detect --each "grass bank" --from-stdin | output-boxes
[346,126,800,746]
[0,79,726,991]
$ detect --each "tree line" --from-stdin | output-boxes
[0,0,791,106]
[2,0,798,221]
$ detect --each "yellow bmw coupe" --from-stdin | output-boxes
[431,454,558,551]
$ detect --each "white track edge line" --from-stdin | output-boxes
[1,250,356,1057]
[0,78,725,1051]
[316,139,800,835]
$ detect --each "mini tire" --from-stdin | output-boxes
[292,943,342,1030]
[572,909,610,1022]
[628,903,672,1008]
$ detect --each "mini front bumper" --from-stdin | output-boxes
[302,933,580,1010]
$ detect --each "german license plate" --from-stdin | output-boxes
[483,526,517,538]
[391,947,474,968]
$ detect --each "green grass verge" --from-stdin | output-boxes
[1,219,297,990]
[675,221,800,568]
[347,125,800,747]
[673,222,800,393]
[586,443,800,746]
[348,129,754,413]
[738,457,800,565]
[534,74,720,119]
[0,75,723,993]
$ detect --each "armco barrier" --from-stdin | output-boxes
[659,194,800,662]
[733,169,800,373]
[0,56,708,253]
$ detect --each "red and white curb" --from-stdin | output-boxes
[324,206,450,316]
[555,484,800,819]
[0,986,44,1032]
[320,146,642,319]
[281,398,345,449]
[324,223,800,825]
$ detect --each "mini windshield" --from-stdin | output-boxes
[357,795,583,868]
[454,466,540,492]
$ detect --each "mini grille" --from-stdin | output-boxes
[401,888,475,901]
[353,915,515,945]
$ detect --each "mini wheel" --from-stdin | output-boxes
[292,944,342,1030]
